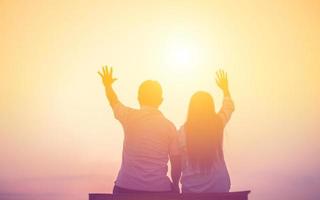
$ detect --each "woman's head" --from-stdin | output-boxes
[185,91,222,172]
[187,91,216,119]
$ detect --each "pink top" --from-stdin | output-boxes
[179,97,235,193]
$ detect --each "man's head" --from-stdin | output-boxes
[138,80,163,108]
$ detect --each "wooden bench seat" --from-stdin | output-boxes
[89,191,250,200]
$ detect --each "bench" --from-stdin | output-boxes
[89,191,250,200]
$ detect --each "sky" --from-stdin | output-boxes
[1,0,320,200]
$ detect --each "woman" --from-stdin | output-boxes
[179,70,235,193]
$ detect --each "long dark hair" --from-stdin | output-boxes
[185,91,223,172]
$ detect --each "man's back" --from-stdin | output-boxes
[113,103,179,191]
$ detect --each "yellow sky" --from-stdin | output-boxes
[1,1,320,200]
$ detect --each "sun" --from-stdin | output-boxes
[164,36,201,73]
[168,45,192,65]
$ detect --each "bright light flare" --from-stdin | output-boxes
[164,36,202,73]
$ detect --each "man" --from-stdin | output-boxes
[98,66,181,193]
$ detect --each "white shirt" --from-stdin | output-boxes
[179,97,235,193]
[112,103,180,191]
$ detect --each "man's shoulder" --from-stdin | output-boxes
[160,116,177,133]
[157,112,173,125]
[112,102,140,123]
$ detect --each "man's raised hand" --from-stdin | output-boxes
[98,65,117,87]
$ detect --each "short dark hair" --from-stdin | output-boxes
[138,80,163,107]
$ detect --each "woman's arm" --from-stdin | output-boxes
[216,70,235,126]
[216,69,231,98]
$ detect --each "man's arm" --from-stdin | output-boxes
[98,66,120,108]
[170,154,181,193]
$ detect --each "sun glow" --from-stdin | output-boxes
[164,36,202,73]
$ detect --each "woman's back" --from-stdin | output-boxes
[179,70,234,193]
[179,125,230,193]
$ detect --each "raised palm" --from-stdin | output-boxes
[216,69,228,91]
[98,65,117,87]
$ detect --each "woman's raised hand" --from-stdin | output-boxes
[216,69,228,91]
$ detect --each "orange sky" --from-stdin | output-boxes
[1,1,320,200]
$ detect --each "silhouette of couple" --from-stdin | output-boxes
[98,66,234,194]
